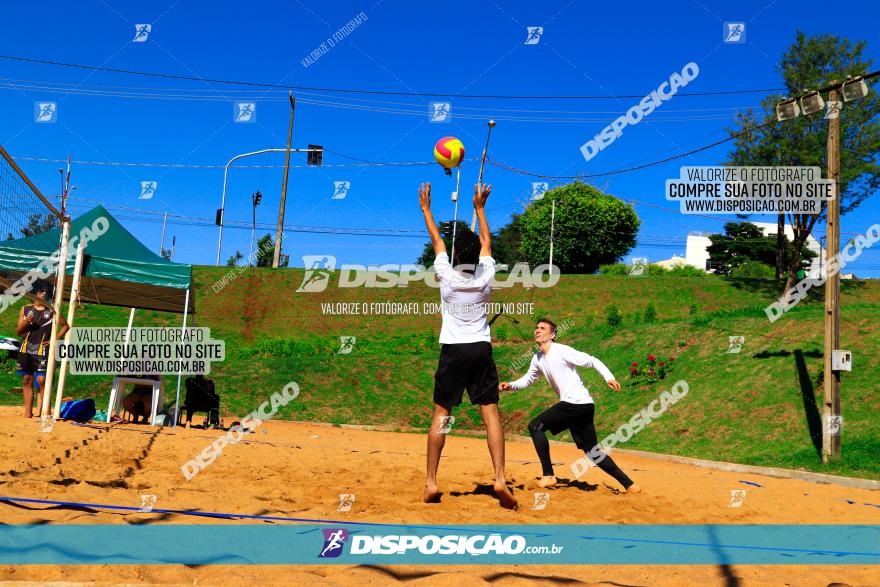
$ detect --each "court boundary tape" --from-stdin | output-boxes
[0,495,878,558]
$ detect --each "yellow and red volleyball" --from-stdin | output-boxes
[433,136,465,169]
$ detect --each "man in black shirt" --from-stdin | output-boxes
[15,281,68,418]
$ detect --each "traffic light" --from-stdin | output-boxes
[440,221,453,236]
[253,191,263,206]
[307,144,323,166]
[215,208,224,226]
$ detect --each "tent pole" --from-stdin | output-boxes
[173,288,190,430]
[53,237,85,418]
[41,219,70,421]
[124,308,136,343]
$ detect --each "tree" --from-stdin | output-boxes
[254,233,288,267]
[491,213,523,267]
[727,31,880,293]
[517,182,639,273]
[707,221,815,275]
[19,213,58,237]
[225,251,244,266]
[416,220,470,266]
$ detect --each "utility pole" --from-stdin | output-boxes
[274,93,295,268]
[549,197,556,268]
[822,84,841,462]
[160,211,168,257]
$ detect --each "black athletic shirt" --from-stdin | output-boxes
[20,304,54,356]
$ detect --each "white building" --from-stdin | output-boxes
[683,223,824,274]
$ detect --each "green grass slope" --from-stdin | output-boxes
[2,267,878,479]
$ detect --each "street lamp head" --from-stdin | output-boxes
[800,91,825,116]
[488,120,496,128]
[775,98,800,121]
[841,76,869,102]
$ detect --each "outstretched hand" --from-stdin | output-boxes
[473,183,492,209]
[498,382,511,392]
[419,182,432,211]
[607,380,621,392]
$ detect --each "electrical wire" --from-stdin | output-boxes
[0,54,787,99]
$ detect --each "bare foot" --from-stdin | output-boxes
[424,484,441,503]
[494,483,518,510]
[536,475,557,488]
[625,483,642,494]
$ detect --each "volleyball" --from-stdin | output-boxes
[433,136,465,170]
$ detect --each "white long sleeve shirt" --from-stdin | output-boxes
[508,343,615,404]
[433,252,495,344]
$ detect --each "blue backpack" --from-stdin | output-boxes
[60,399,97,422]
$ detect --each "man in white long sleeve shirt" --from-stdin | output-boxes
[419,181,517,510]
[500,318,640,493]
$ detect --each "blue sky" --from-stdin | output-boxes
[1,0,879,274]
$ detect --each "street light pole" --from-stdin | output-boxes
[215,147,312,266]
[471,120,496,231]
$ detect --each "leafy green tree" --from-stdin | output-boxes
[727,31,880,292]
[416,220,470,266]
[226,251,244,266]
[491,214,523,267]
[18,213,58,237]
[517,182,639,273]
[707,222,815,275]
[255,233,288,267]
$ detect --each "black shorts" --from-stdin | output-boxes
[433,341,500,408]
[530,402,598,451]
[16,353,48,376]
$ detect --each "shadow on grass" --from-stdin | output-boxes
[722,276,867,300]
[752,348,823,458]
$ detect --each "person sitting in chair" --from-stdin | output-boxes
[184,374,219,428]
[122,385,153,424]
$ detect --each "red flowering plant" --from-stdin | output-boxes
[629,354,674,384]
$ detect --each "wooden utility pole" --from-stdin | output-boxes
[273,93,296,268]
[822,85,842,462]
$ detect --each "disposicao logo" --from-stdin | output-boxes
[319,528,349,558]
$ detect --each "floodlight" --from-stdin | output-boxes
[776,98,800,121]
[800,91,825,116]
[841,77,869,102]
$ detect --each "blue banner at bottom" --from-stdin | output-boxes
[0,525,877,565]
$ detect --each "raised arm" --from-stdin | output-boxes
[419,182,446,256]
[473,183,492,258]
[500,355,541,392]
[563,347,621,391]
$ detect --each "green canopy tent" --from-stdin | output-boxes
[0,205,193,313]
[0,204,194,425]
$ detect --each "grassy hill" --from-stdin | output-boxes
[2,266,878,480]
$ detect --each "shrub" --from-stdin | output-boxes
[605,304,623,327]
[643,303,657,323]
[730,261,776,279]
[665,265,708,277]
[598,263,630,275]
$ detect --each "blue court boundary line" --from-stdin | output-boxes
[0,496,550,536]
[1,496,879,558]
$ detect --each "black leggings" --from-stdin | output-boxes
[528,402,633,488]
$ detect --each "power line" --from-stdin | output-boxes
[487,119,778,180]
[0,54,786,100]
[11,155,436,170]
